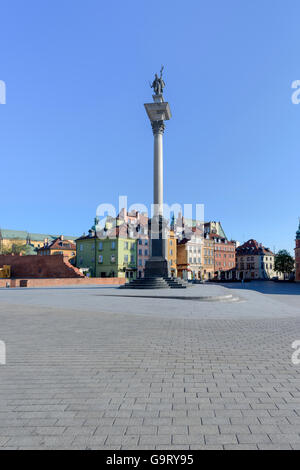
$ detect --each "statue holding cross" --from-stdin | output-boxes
[150,66,165,96]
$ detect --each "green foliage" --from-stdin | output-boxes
[274,250,294,275]
[0,243,32,255]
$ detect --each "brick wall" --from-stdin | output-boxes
[0,254,84,279]
[0,277,125,288]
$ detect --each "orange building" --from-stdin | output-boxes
[211,234,236,280]
[202,234,215,280]
[37,236,76,262]
[167,230,177,277]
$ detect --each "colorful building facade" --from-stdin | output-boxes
[168,230,177,277]
[202,234,215,280]
[211,234,236,280]
[37,236,76,261]
[236,239,275,280]
[117,209,149,279]
[177,228,203,280]
[76,219,137,279]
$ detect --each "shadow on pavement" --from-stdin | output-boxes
[219,280,300,295]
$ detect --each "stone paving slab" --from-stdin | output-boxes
[0,283,300,449]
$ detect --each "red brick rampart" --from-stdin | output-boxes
[0,254,84,278]
[0,277,125,288]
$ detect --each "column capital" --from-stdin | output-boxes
[151,120,165,135]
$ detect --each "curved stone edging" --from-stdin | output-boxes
[101,293,242,302]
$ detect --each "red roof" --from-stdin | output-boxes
[38,237,76,252]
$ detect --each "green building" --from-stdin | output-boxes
[76,219,137,279]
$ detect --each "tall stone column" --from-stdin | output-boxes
[144,95,171,278]
[152,120,164,217]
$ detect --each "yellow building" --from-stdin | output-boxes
[202,234,215,280]
[37,236,76,261]
[167,230,177,277]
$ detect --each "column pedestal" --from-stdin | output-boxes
[145,214,169,278]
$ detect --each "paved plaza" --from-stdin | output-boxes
[0,281,300,449]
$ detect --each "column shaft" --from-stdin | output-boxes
[153,131,163,217]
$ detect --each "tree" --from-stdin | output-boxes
[274,250,295,279]
[0,242,31,255]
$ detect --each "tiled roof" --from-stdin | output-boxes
[37,237,76,252]
[236,239,274,256]
[0,229,77,242]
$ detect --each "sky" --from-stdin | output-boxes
[0,0,299,253]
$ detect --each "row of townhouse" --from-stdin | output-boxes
[75,210,178,279]
[74,210,277,281]
[75,212,233,280]
[177,230,236,281]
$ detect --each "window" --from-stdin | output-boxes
[98,242,103,250]
[138,239,142,245]
[130,255,134,263]
[124,255,128,263]
[125,242,129,249]
[170,240,173,246]
[139,249,142,255]
[98,255,103,264]
[145,240,148,246]
[170,249,173,255]
[144,249,148,256]
[80,244,83,251]
[111,255,115,263]
[111,241,116,249]
[139,259,142,266]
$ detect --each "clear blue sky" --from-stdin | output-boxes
[1,0,299,253]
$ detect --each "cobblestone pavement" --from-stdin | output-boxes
[0,282,300,449]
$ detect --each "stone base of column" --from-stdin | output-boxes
[144,258,169,278]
